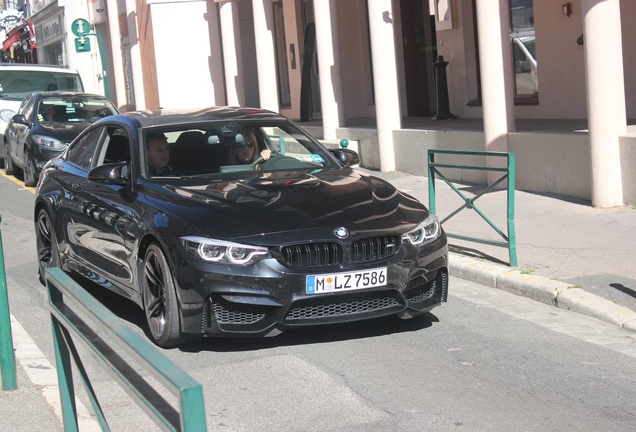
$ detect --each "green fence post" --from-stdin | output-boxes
[425,149,518,267]
[48,280,79,431]
[507,153,518,266]
[428,150,437,214]
[0,214,17,391]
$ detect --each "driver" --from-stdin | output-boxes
[227,129,271,165]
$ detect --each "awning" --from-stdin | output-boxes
[2,30,20,51]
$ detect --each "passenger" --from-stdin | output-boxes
[146,132,173,176]
[42,105,55,121]
[227,129,271,165]
[81,105,103,122]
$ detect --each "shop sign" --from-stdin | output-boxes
[0,9,23,33]
[35,14,64,45]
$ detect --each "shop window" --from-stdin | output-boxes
[468,0,538,107]
[510,0,537,98]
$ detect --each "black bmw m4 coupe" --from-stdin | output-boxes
[35,107,448,347]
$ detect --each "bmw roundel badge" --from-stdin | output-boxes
[334,227,349,239]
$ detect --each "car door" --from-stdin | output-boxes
[5,93,33,167]
[65,124,144,297]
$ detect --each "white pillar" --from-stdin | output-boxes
[252,0,279,112]
[106,1,128,110]
[313,0,345,141]
[219,0,246,107]
[582,0,625,207]
[125,0,145,110]
[367,0,401,172]
[475,0,515,183]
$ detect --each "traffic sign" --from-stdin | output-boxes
[71,18,90,37]
[74,37,91,53]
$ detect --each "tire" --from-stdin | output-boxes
[36,208,60,286]
[24,149,36,187]
[4,142,14,175]
[142,243,184,348]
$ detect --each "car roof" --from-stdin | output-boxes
[0,64,80,74]
[31,91,110,100]
[113,106,288,129]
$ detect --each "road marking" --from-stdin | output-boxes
[0,171,35,193]
[11,314,101,431]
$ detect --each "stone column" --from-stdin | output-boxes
[313,0,345,141]
[218,0,246,107]
[106,1,128,111]
[582,0,626,207]
[252,0,279,112]
[125,0,145,110]
[475,0,515,183]
[367,0,401,172]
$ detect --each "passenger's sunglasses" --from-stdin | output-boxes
[236,141,255,148]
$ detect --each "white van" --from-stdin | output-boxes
[0,64,84,146]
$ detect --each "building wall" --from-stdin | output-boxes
[137,0,159,109]
[335,0,375,120]
[148,1,225,109]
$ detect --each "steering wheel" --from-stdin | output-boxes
[250,155,264,168]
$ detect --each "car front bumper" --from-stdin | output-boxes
[170,234,449,337]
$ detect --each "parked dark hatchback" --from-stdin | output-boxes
[3,91,118,186]
[35,107,448,347]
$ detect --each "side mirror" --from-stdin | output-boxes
[11,114,29,125]
[329,148,360,167]
[88,162,129,185]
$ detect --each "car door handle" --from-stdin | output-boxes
[71,183,82,192]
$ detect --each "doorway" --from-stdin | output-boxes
[400,0,437,116]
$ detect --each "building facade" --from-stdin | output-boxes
[5,0,636,206]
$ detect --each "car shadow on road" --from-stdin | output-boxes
[181,312,439,353]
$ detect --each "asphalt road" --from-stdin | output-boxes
[2,172,636,431]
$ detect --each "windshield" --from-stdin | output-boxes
[143,120,340,179]
[37,96,118,124]
[0,70,83,100]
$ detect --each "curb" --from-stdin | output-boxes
[449,252,636,334]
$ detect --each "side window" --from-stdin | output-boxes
[66,128,103,169]
[95,127,131,165]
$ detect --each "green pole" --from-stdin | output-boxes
[0,214,17,391]
[87,32,110,100]
[428,150,437,214]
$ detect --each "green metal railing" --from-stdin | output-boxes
[428,149,517,266]
[0,214,17,391]
[46,267,207,431]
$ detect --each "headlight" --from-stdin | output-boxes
[181,236,269,265]
[402,214,440,245]
[33,135,67,151]
[0,109,15,123]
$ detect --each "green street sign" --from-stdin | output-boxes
[74,37,91,53]
[71,18,90,37]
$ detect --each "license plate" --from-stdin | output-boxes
[306,268,387,295]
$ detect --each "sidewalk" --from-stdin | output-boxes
[359,167,636,333]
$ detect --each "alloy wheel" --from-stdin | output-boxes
[142,244,182,347]
[24,151,36,187]
[36,209,58,285]
[3,143,14,175]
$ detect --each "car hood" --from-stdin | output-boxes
[36,123,89,143]
[145,169,429,242]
